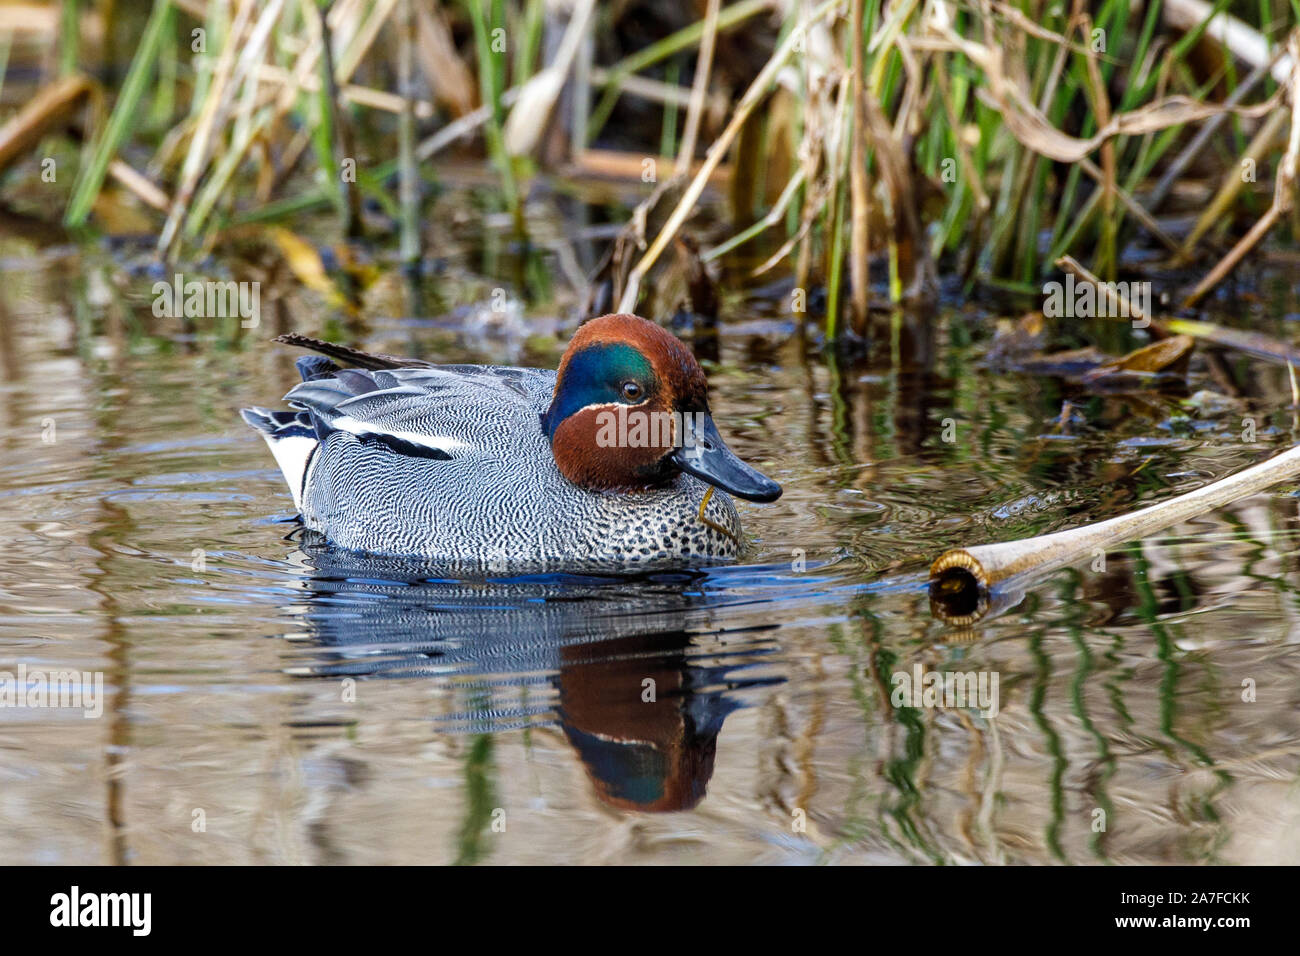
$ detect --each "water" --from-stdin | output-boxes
[3,231,1300,865]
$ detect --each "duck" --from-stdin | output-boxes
[241,313,781,571]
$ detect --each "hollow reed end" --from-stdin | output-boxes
[929,443,1300,627]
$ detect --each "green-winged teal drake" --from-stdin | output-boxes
[242,313,781,571]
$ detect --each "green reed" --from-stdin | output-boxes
[64,0,174,227]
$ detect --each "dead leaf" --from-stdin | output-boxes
[1079,335,1194,388]
[269,227,341,304]
[1099,335,1195,374]
[414,1,477,117]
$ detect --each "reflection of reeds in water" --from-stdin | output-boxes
[454,731,497,866]
[738,342,1300,864]
[784,551,1267,865]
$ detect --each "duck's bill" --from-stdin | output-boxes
[671,414,782,503]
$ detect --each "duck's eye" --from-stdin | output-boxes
[621,381,644,401]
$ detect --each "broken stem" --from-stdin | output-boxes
[930,443,1300,626]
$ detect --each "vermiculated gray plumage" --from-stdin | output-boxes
[243,363,740,571]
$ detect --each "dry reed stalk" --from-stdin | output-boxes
[270,0,335,114]
[615,0,846,315]
[1056,255,1300,369]
[1076,156,1180,253]
[413,0,477,118]
[1146,48,1287,213]
[773,71,840,288]
[157,0,259,258]
[107,159,170,211]
[675,0,720,177]
[416,86,522,161]
[931,443,1300,625]
[502,0,597,158]
[789,2,836,297]
[929,17,1282,165]
[0,72,93,173]
[847,0,869,332]
[334,0,400,83]
[156,0,410,253]
[1054,255,1155,325]
[569,147,731,182]
[589,69,724,110]
[1183,31,1300,308]
[254,64,437,118]
[1079,7,1117,276]
[1177,108,1290,258]
[701,165,806,261]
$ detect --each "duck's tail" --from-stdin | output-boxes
[241,407,318,512]
[241,355,343,512]
[245,338,429,509]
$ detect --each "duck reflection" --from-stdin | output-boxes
[556,632,748,812]
[286,538,783,812]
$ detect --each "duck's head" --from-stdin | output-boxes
[541,314,781,502]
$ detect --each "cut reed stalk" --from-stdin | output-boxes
[931,443,1300,626]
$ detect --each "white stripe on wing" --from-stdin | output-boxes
[329,415,471,455]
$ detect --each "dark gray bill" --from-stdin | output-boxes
[671,413,782,503]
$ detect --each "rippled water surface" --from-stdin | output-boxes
[4,233,1300,865]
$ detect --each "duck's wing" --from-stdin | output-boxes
[284,364,556,460]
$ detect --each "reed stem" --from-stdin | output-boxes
[931,444,1300,626]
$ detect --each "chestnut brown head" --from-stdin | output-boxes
[541,314,781,502]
